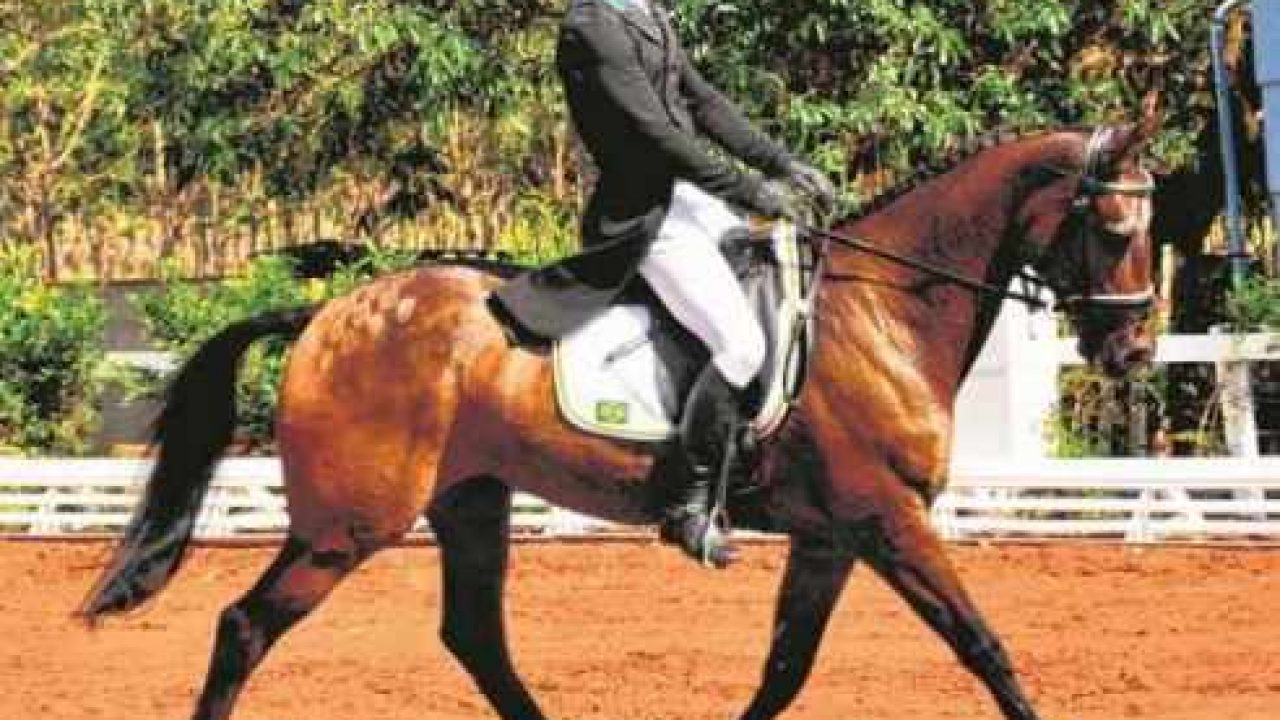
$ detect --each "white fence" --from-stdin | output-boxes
[953,301,1280,463]
[0,457,598,540]
[15,319,1275,543]
[938,305,1280,541]
[2,456,1277,542]
[939,457,1280,541]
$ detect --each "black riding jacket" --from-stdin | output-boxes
[490,0,791,340]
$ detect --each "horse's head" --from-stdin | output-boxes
[1018,100,1161,377]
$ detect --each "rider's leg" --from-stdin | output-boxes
[661,363,752,567]
[641,182,765,387]
[639,182,766,567]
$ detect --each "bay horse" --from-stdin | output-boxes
[82,107,1159,720]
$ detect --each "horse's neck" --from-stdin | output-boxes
[824,157,1028,395]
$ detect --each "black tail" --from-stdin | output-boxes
[80,306,318,621]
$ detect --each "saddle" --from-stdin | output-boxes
[552,221,818,444]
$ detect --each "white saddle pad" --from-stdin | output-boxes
[553,223,811,443]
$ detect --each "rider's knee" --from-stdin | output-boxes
[714,323,766,388]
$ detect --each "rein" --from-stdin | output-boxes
[800,224,1052,310]
[800,128,1156,314]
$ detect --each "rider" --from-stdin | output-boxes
[490,0,835,567]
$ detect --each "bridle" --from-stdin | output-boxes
[1033,127,1156,315]
[801,127,1156,315]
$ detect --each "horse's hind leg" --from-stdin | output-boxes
[860,493,1040,720]
[428,476,546,720]
[740,538,856,720]
[191,530,369,720]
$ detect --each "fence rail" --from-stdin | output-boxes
[940,457,1280,541]
[2,457,1277,542]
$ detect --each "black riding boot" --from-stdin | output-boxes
[660,364,751,568]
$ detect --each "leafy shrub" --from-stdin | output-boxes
[5,1,1237,278]
[132,247,421,450]
[1226,275,1280,331]
[1048,367,1166,458]
[132,257,315,451]
[0,246,107,454]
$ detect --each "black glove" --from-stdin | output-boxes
[784,159,837,216]
[743,178,794,219]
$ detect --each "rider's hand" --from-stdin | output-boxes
[784,159,837,217]
[745,179,794,220]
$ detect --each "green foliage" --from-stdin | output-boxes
[1048,367,1164,458]
[0,246,107,453]
[131,249,420,448]
[1048,368,1118,458]
[674,0,1212,208]
[496,191,580,265]
[0,0,571,275]
[1226,275,1280,331]
[132,257,317,448]
[0,0,1238,270]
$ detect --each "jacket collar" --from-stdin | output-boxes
[604,0,664,44]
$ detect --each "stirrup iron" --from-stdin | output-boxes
[696,422,749,568]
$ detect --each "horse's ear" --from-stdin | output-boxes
[1109,91,1162,162]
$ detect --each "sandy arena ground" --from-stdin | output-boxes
[1,540,1277,720]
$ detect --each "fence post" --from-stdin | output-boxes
[1211,328,1267,518]
[930,493,958,540]
[1215,345,1262,458]
[1126,487,1155,543]
[33,486,61,536]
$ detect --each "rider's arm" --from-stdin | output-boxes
[678,50,792,178]
[560,4,764,204]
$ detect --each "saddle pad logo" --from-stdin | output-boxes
[594,400,630,425]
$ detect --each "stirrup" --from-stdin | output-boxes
[661,424,744,569]
[660,507,738,569]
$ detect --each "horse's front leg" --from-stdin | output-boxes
[853,484,1041,720]
[739,537,856,720]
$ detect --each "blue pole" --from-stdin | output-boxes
[1255,0,1280,268]
[1212,0,1251,288]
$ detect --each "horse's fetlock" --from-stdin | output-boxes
[764,657,810,689]
[212,606,257,668]
[959,632,1012,676]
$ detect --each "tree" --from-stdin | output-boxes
[0,1,1250,276]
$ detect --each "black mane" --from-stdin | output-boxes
[413,249,530,279]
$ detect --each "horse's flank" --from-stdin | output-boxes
[278,266,658,544]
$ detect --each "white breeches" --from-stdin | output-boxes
[638,182,766,388]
